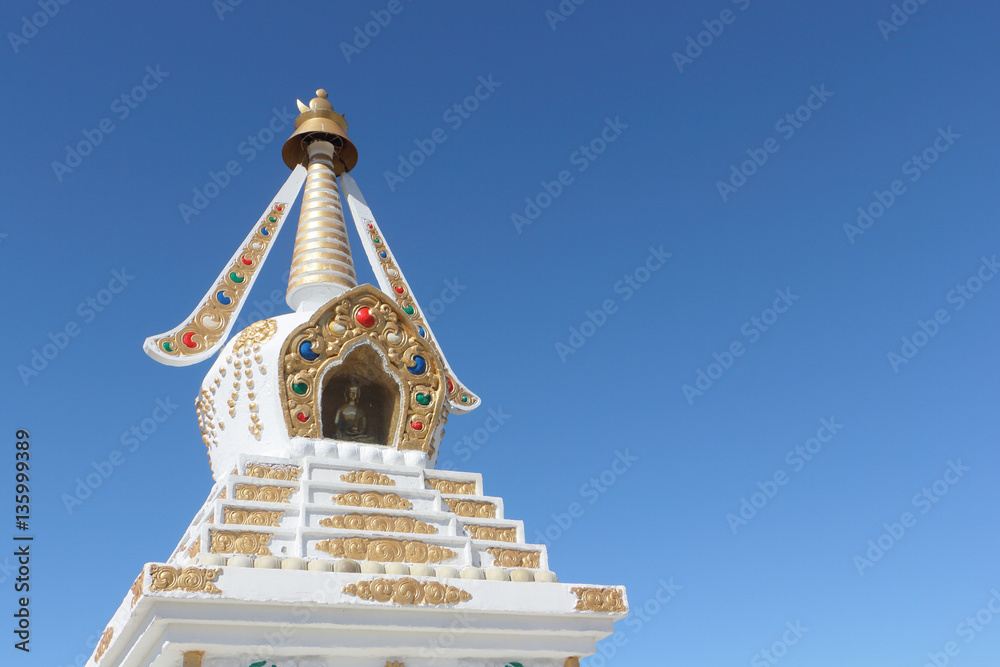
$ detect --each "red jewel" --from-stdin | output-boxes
[276,205,283,211]
[368,223,374,229]
[410,421,423,431]
[296,412,308,423]
[394,286,404,294]
[241,255,253,266]
[182,332,197,348]
[355,307,375,328]
[447,377,453,393]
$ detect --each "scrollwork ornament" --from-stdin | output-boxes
[422,581,447,605]
[210,529,273,555]
[334,491,412,510]
[245,462,301,481]
[464,525,516,542]
[148,565,222,595]
[235,483,295,503]
[341,470,395,486]
[487,547,540,569]
[320,513,437,534]
[316,537,454,562]
[343,577,471,606]
[425,478,476,495]
[444,498,496,518]
[372,539,406,561]
[233,319,277,352]
[392,577,423,605]
[370,578,395,602]
[224,507,284,526]
[571,586,627,613]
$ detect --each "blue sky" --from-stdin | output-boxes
[2,0,1000,665]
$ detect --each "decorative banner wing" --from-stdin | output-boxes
[143,165,307,366]
[339,171,480,413]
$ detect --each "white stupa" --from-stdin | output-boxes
[88,90,627,667]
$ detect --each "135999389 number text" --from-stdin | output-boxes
[15,430,30,528]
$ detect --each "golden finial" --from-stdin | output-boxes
[298,89,336,114]
[283,87,357,173]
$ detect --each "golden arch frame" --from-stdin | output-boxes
[278,285,447,452]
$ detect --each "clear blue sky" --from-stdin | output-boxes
[2,1,1000,665]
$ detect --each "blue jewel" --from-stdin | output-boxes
[407,355,427,375]
[299,340,319,361]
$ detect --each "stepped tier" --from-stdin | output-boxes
[86,454,626,667]
[175,454,547,577]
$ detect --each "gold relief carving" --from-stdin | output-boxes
[224,507,284,526]
[565,659,581,667]
[487,547,540,569]
[386,662,405,667]
[321,513,437,534]
[572,587,627,613]
[130,571,143,607]
[444,498,496,518]
[152,208,289,361]
[233,319,277,352]
[210,529,273,555]
[341,469,395,486]
[342,577,472,606]
[186,538,201,559]
[93,626,113,663]
[237,344,268,438]
[334,491,412,510]
[148,564,222,595]
[278,284,446,452]
[196,387,218,451]
[245,462,301,481]
[235,483,295,503]
[248,410,262,439]
[219,487,227,499]
[316,537,455,563]
[464,525,516,542]
[425,478,476,495]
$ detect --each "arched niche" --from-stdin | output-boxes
[278,284,448,453]
[319,342,402,446]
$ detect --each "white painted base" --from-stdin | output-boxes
[88,564,621,667]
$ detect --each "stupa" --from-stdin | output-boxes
[86,89,627,667]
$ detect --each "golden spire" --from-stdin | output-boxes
[283,89,360,312]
